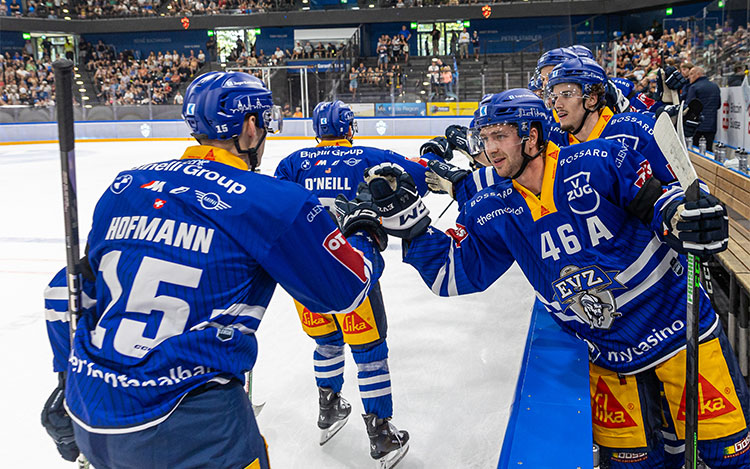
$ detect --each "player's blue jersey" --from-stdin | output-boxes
[404,139,718,374]
[610,77,663,114]
[48,145,383,432]
[561,106,676,184]
[274,139,432,208]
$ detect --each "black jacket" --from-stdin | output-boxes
[685,76,721,133]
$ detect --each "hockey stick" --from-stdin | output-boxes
[436,199,455,221]
[53,58,81,348]
[53,58,91,469]
[653,112,701,469]
[244,370,266,416]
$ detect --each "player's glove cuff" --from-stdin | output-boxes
[426,159,469,198]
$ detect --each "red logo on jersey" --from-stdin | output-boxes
[548,149,559,160]
[446,223,469,247]
[341,312,373,334]
[301,308,332,328]
[677,374,736,421]
[540,205,550,216]
[592,377,638,428]
[634,160,653,188]
[323,229,368,283]
[153,199,166,209]
[637,93,655,109]
[204,149,215,160]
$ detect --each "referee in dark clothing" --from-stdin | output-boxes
[685,66,721,152]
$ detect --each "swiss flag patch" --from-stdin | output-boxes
[446,224,469,246]
[153,199,166,209]
[637,93,656,109]
[634,160,653,188]
[323,229,368,283]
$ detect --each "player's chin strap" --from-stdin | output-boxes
[233,128,267,171]
[511,139,547,180]
[571,92,605,138]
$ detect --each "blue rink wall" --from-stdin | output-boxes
[0,117,473,143]
[1,119,595,467]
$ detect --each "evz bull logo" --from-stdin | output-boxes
[552,265,624,329]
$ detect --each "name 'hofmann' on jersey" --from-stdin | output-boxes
[105,216,215,254]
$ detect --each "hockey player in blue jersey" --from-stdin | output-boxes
[40,72,389,469]
[547,56,678,185]
[274,100,423,468]
[358,89,749,468]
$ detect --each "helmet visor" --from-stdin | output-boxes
[264,105,284,134]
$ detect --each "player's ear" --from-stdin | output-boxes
[527,125,539,150]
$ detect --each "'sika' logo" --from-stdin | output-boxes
[301,308,331,328]
[341,312,373,334]
[592,377,637,428]
[677,374,736,421]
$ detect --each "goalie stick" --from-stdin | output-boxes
[653,112,701,469]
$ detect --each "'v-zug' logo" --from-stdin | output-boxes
[563,171,599,215]
[552,265,624,329]
[195,190,231,210]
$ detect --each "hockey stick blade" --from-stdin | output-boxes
[252,402,266,417]
[654,112,699,194]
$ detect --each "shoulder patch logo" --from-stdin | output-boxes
[110,174,133,194]
[153,198,166,209]
[195,191,231,210]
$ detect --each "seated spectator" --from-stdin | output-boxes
[292,41,303,60]
[303,42,313,59]
[293,106,303,117]
[272,46,285,64]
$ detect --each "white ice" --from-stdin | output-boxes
[0,138,534,468]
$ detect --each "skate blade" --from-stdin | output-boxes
[319,414,349,445]
[375,441,409,469]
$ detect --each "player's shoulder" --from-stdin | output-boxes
[607,110,655,129]
[463,178,515,216]
[557,138,626,168]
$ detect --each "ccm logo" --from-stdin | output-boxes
[324,229,368,283]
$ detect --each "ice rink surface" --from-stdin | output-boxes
[0,138,534,468]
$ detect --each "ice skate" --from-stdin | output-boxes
[318,387,351,445]
[362,413,410,469]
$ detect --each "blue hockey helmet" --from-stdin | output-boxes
[546,57,607,97]
[312,100,356,140]
[569,44,594,59]
[468,89,551,154]
[536,47,577,73]
[182,71,282,141]
[528,71,543,93]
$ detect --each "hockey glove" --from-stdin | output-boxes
[661,192,728,257]
[334,185,388,252]
[446,125,479,159]
[420,136,454,161]
[41,373,79,462]
[663,65,688,90]
[605,80,631,114]
[364,162,431,240]
[426,159,470,198]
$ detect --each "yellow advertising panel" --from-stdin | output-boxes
[426,101,478,116]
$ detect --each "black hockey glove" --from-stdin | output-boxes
[661,192,728,257]
[41,373,79,462]
[663,65,688,90]
[364,162,431,240]
[420,136,454,161]
[445,125,479,158]
[605,80,631,114]
[426,159,470,198]
[334,184,388,252]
